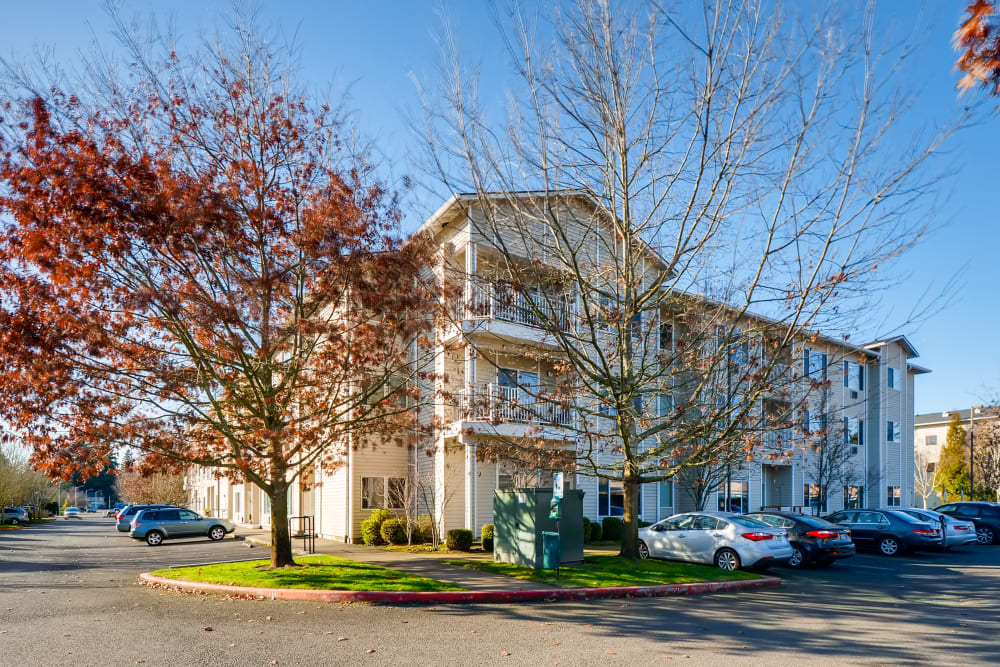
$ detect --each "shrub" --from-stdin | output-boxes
[602,517,623,541]
[589,520,602,542]
[412,515,434,544]
[582,517,591,543]
[380,517,407,545]
[360,509,394,546]
[446,528,473,551]
[44,501,58,515]
[481,524,495,552]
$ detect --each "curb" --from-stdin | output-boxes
[138,572,780,605]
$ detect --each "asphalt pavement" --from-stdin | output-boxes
[1,516,998,666]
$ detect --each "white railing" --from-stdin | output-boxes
[456,383,573,426]
[762,428,795,450]
[466,281,572,332]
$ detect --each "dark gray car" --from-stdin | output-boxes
[129,508,235,546]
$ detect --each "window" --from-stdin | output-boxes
[857,511,889,525]
[843,417,864,447]
[827,511,856,523]
[693,515,725,530]
[361,477,385,509]
[926,462,936,473]
[803,349,827,381]
[159,510,181,521]
[887,421,900,442]
[844,485,863,509]
[886,486,901,507]
[598,479,639,517]
[658,394,674,418]
[804,484,827,513]
[660,322,674,351]
[717,481,749,513]
[843,361,865,391]
[925,435,938,447]
[498,473,515,490]
[803,411,826,435]
[179,510,199,520]
[887,367,901,390]
[598,392,617,417]
[387,478,407,509]
[658,480,673,517]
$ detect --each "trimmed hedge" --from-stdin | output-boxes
[602,517,623,541]
[589,520,603,542]
[380,517,407,545]
[360,509,394,546]
[413,515,434,544]
[582,517,592,543]
[481,524,495,552]
[446,528,474,551]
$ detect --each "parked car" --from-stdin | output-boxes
[638,512,793,571]
[898,508,977,550]
[63,507,83,518]
[2,507,29,525]
[823,509,940,556]
[744,511,856,568]
[129,508,235,546]
[115,504,177,532]
[933,502,1000,545]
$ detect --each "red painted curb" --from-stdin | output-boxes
[138,572,780,605]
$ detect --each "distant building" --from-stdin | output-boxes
[914,407,999,505]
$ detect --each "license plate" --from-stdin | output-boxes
[839,532,848,540]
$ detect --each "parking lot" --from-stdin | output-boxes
[1,516,999,666]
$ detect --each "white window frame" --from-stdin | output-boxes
[887,420,900,443]
[887,367,901,390]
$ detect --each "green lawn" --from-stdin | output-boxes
[151,555,465,592]
[444,554,760,589]
[0,524,23,531]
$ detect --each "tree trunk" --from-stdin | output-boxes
[269,482,296,569]
[619,473,641,559]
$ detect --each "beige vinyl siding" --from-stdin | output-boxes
[475,459,497,531]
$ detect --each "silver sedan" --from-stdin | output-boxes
[899,508,978,549]
[638,512,793,570]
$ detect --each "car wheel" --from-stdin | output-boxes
[787,545,806,569]
[145,530,164,546]
[209,526,226,541]
[976,527,995,545]
[878,536,901,556]
[715,548,741,571]
[9,518,20,525]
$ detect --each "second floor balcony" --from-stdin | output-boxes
[454,383,573,428]
[465,281,573,332]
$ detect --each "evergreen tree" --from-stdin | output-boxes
[938,413,971,498]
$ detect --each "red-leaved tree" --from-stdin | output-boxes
[956,0,1000,95]
[0,23,437,567]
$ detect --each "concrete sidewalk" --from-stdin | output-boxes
[235,526,555,592]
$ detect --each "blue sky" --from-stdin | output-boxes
[2,1,996,414]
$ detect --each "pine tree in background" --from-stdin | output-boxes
[938,413,971,499]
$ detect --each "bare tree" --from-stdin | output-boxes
[914,449,941,509]
[115,471,189,507]
[970,407,1000,502]
[421,0,961,557]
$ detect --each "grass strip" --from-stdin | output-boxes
[444,554,761,589]
[151,554,465,592]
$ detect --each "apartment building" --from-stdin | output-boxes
[186,192,926,541]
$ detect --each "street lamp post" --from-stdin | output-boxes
[971,405,981,499]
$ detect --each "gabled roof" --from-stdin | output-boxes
[863,335,920,358]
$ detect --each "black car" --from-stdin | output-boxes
[745,512,856,568]
[823,509,941,556]
[934,502,1000,545]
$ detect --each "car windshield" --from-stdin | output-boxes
[728,516,772,529]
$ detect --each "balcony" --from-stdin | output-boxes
[466,281,573,332]
[455,383,573,427]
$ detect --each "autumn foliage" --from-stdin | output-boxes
[0,37,437,566]
[956,0,1000,95]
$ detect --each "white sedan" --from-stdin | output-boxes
[638,511,793,570]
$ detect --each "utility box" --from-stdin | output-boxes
[493,488,585,569]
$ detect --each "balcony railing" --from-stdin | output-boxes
[466,281,572,332]
[762,428,795,450]
[456,383,573,426]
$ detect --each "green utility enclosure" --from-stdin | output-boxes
[493,488,585,569]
